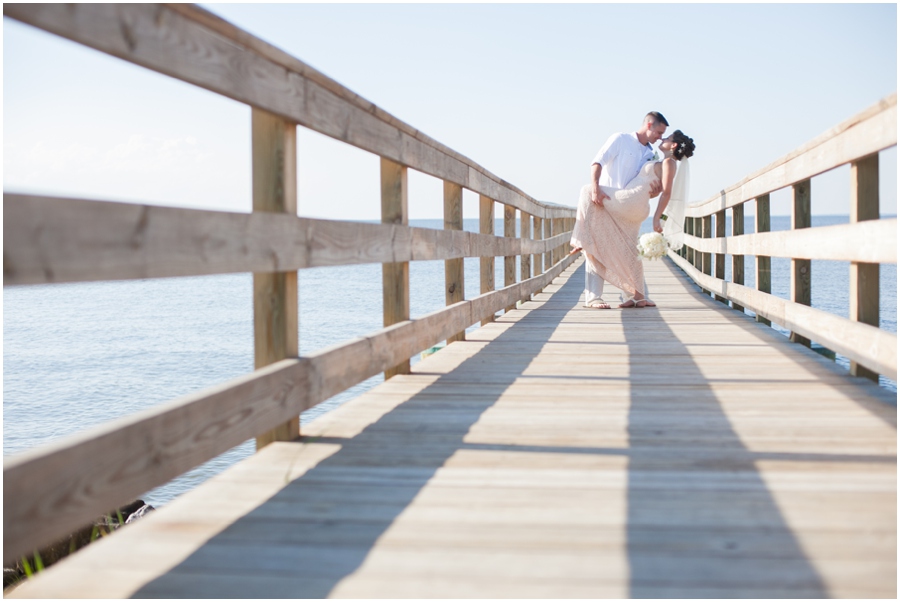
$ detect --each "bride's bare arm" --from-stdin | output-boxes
[652,159,677,233]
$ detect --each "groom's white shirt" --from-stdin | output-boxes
[592,132,654,188]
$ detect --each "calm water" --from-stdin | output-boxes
[4,216,896,505]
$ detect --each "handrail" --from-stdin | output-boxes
[674,94,897,383]
[685,94,896,218]
[3,194,572,285]
[2,3,578,564]
[682,219,896,263]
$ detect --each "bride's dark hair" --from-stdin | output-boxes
[672,130,695,160]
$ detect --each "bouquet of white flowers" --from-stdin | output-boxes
[637,232,669,260]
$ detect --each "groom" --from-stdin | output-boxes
[585,111,668,308]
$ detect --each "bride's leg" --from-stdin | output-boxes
[633,278,656,307]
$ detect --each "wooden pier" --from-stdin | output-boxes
[4,4,897,598]
[7,259,896,598]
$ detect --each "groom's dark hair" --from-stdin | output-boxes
[645,111,669,127]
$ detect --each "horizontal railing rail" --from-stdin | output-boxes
[685,94,897,218]
[2,3,577,564]
[3,194,572,285]
[682,218,897,263]
[674,94,897,383]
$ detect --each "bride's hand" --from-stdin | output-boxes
[649,180,663,198]
[653,217,663,233]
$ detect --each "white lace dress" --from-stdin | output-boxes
[570,161,660,299]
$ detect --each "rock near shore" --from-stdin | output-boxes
[3,500,155,589]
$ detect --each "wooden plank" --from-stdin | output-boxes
[479,195,495,326]
[686,94,897,217]
[252,108,299,449]
[791,180,812,347]
[1,4,573,221]
[682,218,897,263]
[756,195,772,326]
[732,203,745,313]
[382,158,410,378]
[504,205,517,313]
[850,154,880,381]
[667,251,897,379]
[444,181,465,344]
[2,194,571,286]
[532,216,543,279]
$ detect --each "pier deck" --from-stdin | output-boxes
[10,258,896,598]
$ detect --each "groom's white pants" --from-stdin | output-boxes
[583,256,649,305]
[584,259,607,306]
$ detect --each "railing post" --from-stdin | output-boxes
[543,217,552,272]
[791,180,812,347]
[533,215,543,277]
[714,209,727,304]
[850,153,880,381]
[382,158,410,378]
[693,217,701,269]
[732,203,745,313]
[558,217,565,264]
[685,217,694,264]
[755,195,771,326]
[701,215,712,295]
[252,108,299,450]
[520,212,532,300]
[504,205,517,312]
[480,194,495,326]
[445,181,465,342]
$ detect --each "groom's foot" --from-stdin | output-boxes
[585,301,611,309]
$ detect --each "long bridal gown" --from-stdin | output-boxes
[570,161,660,300]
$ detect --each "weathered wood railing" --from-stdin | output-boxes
[671,94,897,382]
[2,4,577,564]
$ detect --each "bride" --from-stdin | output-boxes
[570,130,695,308]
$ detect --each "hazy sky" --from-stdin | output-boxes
[4,3,897,219]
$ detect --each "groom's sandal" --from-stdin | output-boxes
[585,301,611,309]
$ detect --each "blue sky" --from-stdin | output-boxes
[4,3,897,219]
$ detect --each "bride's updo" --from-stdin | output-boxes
[672,130,695,160]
